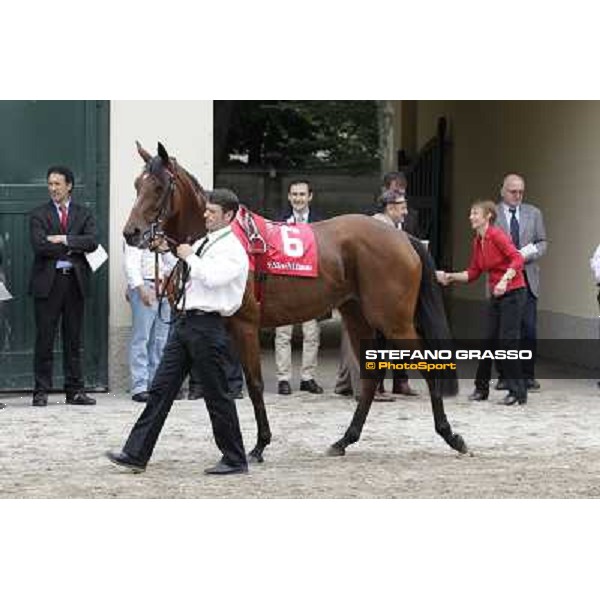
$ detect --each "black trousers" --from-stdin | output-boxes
[475,288,527,399]
[124,313,247,467]
[188,340,244,394]
[34,272,85,394]
[520,287,537,380]
[497,285,537,381]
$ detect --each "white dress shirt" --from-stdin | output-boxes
[502,202,539,259]
[182,225,249,316]
[123,243,176,289]
[591,244,600,284]
[287,209,310,224]
[54,199,72,269]
[502,202,520,225]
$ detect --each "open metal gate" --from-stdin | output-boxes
[403,116,447,265]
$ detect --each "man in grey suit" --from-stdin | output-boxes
[495,173,547,390]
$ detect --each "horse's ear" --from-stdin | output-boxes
[157,142,177,176]
[136,140,152,164]
[157,142,170,165]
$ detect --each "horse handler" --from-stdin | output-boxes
[107,189,249,475]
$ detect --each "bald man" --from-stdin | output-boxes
[495,173,547,391]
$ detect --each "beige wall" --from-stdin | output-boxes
[410,100,600,320]
[109,101,213,328]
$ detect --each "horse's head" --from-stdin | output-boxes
[123,141,207,248]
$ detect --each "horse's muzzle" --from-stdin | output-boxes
[123,228,146,248]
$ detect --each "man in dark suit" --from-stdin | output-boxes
[29,166,99,407]
[382,171,422,239]
[274,179,324,395]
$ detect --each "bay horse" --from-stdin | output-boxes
[123,142,468,462]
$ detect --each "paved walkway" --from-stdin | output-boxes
[1,349,600,498]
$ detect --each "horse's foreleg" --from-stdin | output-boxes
[230,320,272,463]
[328,302,377,456]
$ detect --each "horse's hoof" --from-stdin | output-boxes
[248,450,264,464]
[451,434,468,455]
[327,444,345,457]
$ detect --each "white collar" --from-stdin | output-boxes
[207,224,232,240]
[503,203,520,217]
[53,199,71,211]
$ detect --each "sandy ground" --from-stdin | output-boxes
[1,349,600,498]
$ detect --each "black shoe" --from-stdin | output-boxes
[0,402,5,410]
[495,379,508,391]
[106,451,146,473]
[334,387,353,397]
[278,380,292,395]
[468,390,489,401]
[499,393,527,406]
[188,385,204,400]
[374,392,396,402]
[526,379,541,392]
[32,391,48,407]
[132,392,150,403]
[300,379,324,394]
[204,458,248,475]
[392,381,419,396]
[66,391,96,405]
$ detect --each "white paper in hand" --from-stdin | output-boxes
[0,281,13,301]
[85,244,108,272]
[519,243,537,260]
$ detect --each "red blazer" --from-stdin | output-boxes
[466,225,525,292]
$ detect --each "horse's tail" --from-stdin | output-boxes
[408,235,459,397]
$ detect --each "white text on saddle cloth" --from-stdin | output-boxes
[231,209,319,277]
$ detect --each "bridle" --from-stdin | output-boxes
[141,165,179,252]
[137,161,191,324]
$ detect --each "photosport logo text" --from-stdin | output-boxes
[362,348,532,374]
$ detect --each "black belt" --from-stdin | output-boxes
[56,268,73,275]
[185,309,220,317]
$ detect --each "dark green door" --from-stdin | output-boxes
[0,100,109,391]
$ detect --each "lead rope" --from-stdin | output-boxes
[157,258,190,326]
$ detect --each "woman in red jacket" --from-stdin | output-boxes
[441,200,528,405]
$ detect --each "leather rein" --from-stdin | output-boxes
[141,165,190,324]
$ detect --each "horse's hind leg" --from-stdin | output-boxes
[328,301,379,457]
[229,318,271,463]
[373,295,468,455]
[378,337,467,455]
[420,369,468,454]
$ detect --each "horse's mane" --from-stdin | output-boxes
[178,165,203,193]
[147,155,204,195]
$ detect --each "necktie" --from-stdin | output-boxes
[509,207,520,248]
[59,205,68,233]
